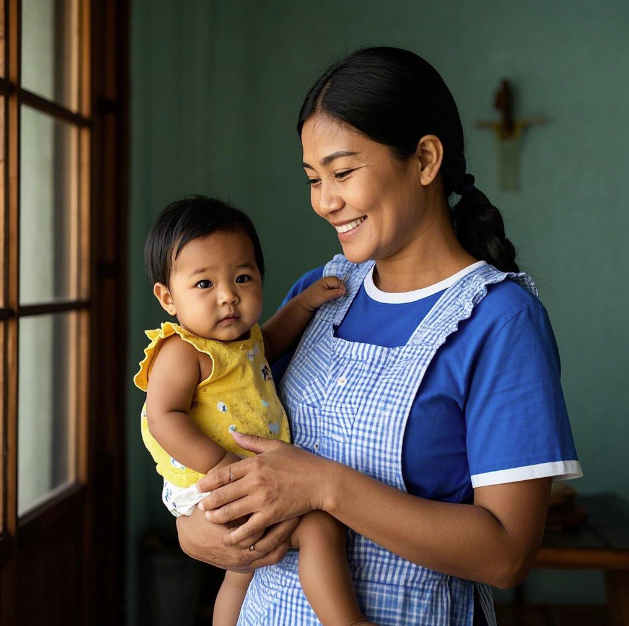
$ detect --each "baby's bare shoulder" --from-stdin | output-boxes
[153,333,199,369]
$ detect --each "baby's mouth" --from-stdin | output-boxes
[218,313,240,324]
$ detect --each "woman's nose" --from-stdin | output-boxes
[317,183,345,215]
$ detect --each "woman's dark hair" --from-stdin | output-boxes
[298,46,518,272]
[144,195,265,286]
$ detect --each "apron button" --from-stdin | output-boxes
[338,376,347,386]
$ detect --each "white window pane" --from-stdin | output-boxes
[20,106,78,305]
[21,0,78,111]
[18,313,75,515]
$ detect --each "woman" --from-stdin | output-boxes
[177,46,582,625]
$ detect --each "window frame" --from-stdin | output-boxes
[0,0,128,621]
[0,0,91,542]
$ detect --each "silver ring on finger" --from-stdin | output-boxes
[249,543,255,552]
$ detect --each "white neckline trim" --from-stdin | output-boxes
[364,261,487,304]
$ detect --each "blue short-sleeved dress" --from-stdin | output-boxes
[238,257,581,626]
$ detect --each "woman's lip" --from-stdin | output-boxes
[336,216,367,241]
[333,216,367,232]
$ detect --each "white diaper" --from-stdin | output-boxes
[162,479,211,518]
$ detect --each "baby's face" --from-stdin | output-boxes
[163,229,263,341]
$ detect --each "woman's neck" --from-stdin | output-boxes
[373,209,477,293]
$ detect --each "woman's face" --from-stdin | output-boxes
[301,114,428,265]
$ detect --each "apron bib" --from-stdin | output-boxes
[238,255,537,625]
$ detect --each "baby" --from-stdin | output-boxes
[134,196,374,626]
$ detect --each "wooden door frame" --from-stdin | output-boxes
[87,0,130,621]
[0,0,129,622]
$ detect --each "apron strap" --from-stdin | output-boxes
[321,255,374,326]
[407,263,539,347]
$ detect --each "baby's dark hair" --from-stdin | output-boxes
[144,195,265,287]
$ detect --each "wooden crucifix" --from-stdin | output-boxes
[475,79,546,191]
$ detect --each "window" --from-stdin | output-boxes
[0,1,128,622]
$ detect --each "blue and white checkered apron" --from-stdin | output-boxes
[238,255,537,625]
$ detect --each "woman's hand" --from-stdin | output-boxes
[176,506,299,572]
[196,431,332,546]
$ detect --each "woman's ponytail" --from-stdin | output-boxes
[451,174,519,273]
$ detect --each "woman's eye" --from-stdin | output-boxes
[196,280,212,289]
[235,274,252,284]
[334,169,354,180]
[305,178,320,187]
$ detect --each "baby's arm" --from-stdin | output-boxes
[146,335,239,473]
[262,276,344,363]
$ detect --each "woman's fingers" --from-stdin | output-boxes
[230,527,264,551]
[224,512,272,545]
[198,477,250,512]
[250,541,291,568]
[205,494,261,526]
[232,431,281,454]
[197,460,241,493]
[247,518,299,566]
[199,439,332,533]
[196,435,284,493]
[176,508,255,572]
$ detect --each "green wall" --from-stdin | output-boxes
[129,1,629,619]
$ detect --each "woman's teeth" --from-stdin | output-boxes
[335,217,366,233]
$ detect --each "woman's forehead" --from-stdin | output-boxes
[301,115,376,164]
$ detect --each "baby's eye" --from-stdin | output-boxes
[334,169,354,180]
[235,274,252,284]
[196,279,213,289]
[305,178,321,187]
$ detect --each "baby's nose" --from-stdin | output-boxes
[218,287,239,305]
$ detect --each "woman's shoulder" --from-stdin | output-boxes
[470,276,554,348]
[482,276,541,311]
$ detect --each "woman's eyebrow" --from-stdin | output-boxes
[302,151,360,169]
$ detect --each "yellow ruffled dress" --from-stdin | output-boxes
[134,322,290,487]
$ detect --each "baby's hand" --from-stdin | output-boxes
[298,276,346,312]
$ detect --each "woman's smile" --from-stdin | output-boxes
[333,216,367,237]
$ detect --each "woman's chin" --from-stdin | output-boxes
[339,244,372,265]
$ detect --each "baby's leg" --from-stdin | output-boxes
[292,510,375,626]
[213,570,253,626]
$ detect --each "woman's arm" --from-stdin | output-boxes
[146,336,239,473]
[197,433,551,588]
[320,460,550,588]
[261,276,344,363]
[176,508,300,572]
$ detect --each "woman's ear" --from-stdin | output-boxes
[415,135,443,186]
[153,283,176,316]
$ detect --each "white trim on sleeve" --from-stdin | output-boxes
[471,460,583,488]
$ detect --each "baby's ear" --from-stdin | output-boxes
[153,283,176,316]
